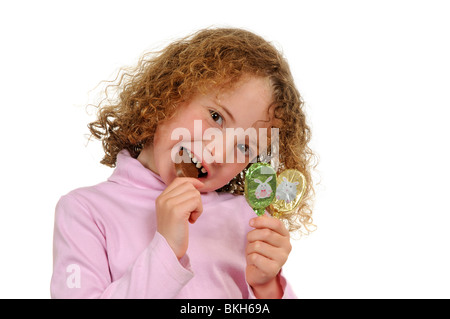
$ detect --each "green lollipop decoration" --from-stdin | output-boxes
[245,163,307,218]
[244,163,277,216]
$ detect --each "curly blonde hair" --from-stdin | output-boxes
[88,27,317,235]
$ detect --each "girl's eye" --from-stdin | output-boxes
[210,110,224,126]
[237,144,251,156]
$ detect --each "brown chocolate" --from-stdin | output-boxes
[175,148,199,178]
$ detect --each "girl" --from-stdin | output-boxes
[51,28,315,299]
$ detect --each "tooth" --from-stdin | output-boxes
[188,151,193,158]
[201,167,206,173]
[192,156,198,163]
[196,162,202,169]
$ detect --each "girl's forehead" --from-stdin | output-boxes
[209,76,274,128]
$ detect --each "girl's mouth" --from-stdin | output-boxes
[175,146,208,178]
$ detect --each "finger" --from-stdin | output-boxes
[164,177,204,194]
[246,252,280,277]
[163,180,202,199]
[247,228,285,247]
[246,240,279,261]
[189,210,202,224]
[165,189,203,213]
[157,183,199,210]
[159,190,202,222]
[249,215,289,237]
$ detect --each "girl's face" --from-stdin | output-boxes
[138,76,274,193]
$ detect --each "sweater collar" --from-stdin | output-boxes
[108,149,166,191]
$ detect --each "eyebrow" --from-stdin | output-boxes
[214,101,235,124]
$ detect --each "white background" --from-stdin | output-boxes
[1,0,449,298]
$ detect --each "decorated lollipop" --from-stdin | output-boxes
[245,163,306,218]
[270,169,306,218]
[244,163,277,216]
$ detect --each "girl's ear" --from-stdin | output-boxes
[254,179,262,184]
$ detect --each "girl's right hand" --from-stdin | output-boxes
[155,177,204,259]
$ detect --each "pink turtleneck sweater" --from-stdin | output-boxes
[50,150,296,298]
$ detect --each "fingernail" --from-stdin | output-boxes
[249,219,255,227]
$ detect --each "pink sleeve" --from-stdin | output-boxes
[246,269,297,299]
[50,195,193,299]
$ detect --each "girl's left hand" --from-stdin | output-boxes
[245,215,292,299]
